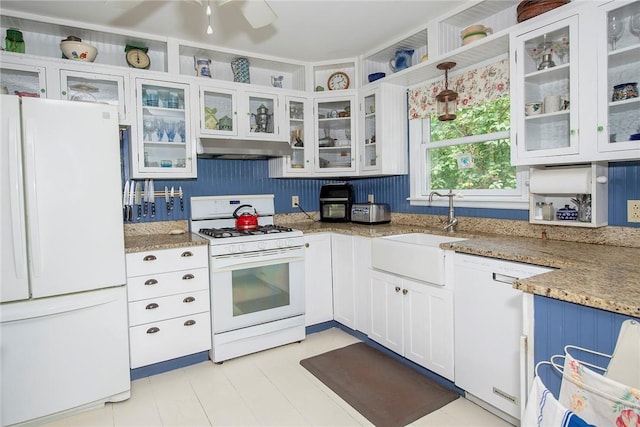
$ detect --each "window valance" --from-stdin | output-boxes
[408,58,510,120]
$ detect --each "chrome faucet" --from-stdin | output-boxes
[428,189,458,233]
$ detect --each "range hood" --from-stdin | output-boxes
[197,138,292,159]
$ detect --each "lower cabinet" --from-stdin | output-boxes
[369,269,454,380]
[331,233,356,329]
[303,233,334,326]
[125,245,211,369]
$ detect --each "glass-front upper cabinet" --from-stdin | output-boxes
[361,92,378,171]
[511,15,580,164]
[198,86,237,137]
[596,1,640,157]
[314,95,356,173]
[60,70,127,122]
[286,97,311,171]
[131,78,196,178]
[0,59,47,98]
[242,91,281,140]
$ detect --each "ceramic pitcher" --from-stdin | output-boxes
[231,57,250,83]
[389,49,414,72]
[194,56,212,78]
[271,75,283,88]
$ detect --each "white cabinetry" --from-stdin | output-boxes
[369,269,454,379]
[511,1,640,165]
[0,55,47,98]
[331,233,356,329]
[315,93,357,174]
[595,1,640,158]
[358,83,408,175]
[353,236,372,335]
[60,69,129,122]
[125,245,211,369]
[269,95,314,176]
[131,76,197,178]
[303,233,334,326]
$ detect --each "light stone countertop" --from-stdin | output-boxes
[278,218,640,318]
[123,217,640,317]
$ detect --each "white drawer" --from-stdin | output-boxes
[129,312,212,369]
[127,267,209,302]
[126,245,208,277]
[128,289,210,326]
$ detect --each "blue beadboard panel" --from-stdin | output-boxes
[120,130,639,227]
[533,295,639,397]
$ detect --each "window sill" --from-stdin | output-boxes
[408,196,529,210]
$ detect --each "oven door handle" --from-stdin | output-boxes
[212,255,304,272]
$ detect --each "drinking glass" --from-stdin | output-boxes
[155,119,165,142]
[630,9,640,41]
[177,120,186,142]
[143,117,154,141]
[165,120,176,142]
[608,15,624,50]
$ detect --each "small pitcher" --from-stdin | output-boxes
[231,57,250,83]
[194,56,212,78]
[389,49,414,73]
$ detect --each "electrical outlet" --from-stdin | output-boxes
[368,194,375,203]
[628,200,640,223]
[292,195,299,208]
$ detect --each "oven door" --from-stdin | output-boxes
[210,246,305,333]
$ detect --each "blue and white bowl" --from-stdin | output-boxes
[556,204,578,221]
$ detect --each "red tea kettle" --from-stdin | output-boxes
[233,204,259,231]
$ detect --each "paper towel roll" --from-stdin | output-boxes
[529,167,592,194]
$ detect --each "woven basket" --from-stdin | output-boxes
[517,0,570,23]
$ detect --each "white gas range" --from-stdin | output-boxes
[190,194,305,363]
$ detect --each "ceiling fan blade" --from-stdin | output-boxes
[103,0,145,9]
[240,0,277,28]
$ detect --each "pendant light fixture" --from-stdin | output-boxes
[206,1,213,34]
[436,62,458,121]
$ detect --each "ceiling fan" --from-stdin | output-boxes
[106,0,277,29]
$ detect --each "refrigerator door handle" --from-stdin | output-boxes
[8,113,27,281]
[23,118,42,278]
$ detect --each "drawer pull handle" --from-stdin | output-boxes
[183,296,195,303]
[146,327,160,334]
[144,278,158,286]
[182,273,195,280]
[181,251,193,258]
[184,319,196,326]
[145,303,159,310]
[492,272,517,284]
[143,255,157,262]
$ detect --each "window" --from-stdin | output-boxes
[408,59,529,209]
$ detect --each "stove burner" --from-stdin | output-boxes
[199,225,293,239]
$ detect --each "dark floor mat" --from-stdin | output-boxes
[300,342,459,427]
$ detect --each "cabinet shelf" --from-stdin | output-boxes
[524,63,570,84]
[608,43,640,68]
[608,97,640,112]
[525,110,570,121]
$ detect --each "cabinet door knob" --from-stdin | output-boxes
[146,327,160,334]
[144,278,158,286]
[184,319,196,326]
[182,273,195,280]
[597,125,605,132]
[305,243,310,248]
[145,303,159,310]
[402,289,408,295]
[395,286,401,293]
[183,296,195,303]
[181,251,193,257]
[143,254,157,261]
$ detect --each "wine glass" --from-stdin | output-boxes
[553,37,570,64]
[630,8,640,41]
[608,15,624,50]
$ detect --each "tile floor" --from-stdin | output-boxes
[44,328,511,426]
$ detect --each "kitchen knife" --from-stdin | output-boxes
[165,186,170,214]
[170,186,175,213]
[122,180,130,221]
[149,179,155,218]
[143,179,149,217]
[179,186,184,211]
[135,182,142,220]
[128,179,135,221]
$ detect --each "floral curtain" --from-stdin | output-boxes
[408,58,509,120]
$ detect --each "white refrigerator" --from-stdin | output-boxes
[1,95,130,426]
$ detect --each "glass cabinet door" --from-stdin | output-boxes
[133,79,195,178]
[199,87,237,136]
[514,15,579,160]
[362,93,378,170]
[315,97,355,172]
[287,98,307,170]
[60,70,126,121]
[0,62,46,98]
[596,1,640,154]
[245,92,279,139]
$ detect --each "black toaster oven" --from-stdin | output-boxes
[319,183,354,222]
